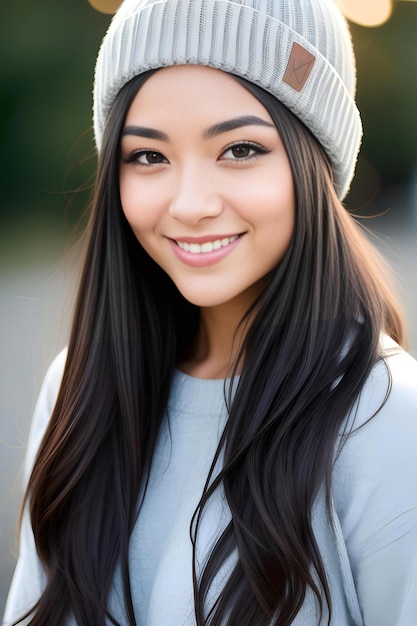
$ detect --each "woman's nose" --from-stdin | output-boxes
[168,166,224,225]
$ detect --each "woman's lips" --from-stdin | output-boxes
[168,234,244,267]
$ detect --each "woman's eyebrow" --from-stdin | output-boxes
[122,115,274,142]
[122,125,169,141]
[203,115,275,139]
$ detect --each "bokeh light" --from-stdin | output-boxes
[86,0,417,26]
[334,0,393,27]
[88,0,121,14]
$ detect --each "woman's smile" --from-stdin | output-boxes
[168,233,244,267]
[119,64,295,309]
[174,234,241,253]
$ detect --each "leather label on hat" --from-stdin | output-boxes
[283,42,315,92]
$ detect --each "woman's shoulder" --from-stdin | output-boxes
[376,333,417,396]
[330,338,417,624]
[40,348,68,408]
[350,334,417,433]
[22,348,68,487]
[336,333,417,472]
[332,334,417,547]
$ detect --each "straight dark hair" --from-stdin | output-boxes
[16,70,405,626]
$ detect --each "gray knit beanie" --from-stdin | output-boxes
[93,0,362,199]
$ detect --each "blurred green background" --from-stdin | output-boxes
[1,0,417,615]
[1,1,417,235]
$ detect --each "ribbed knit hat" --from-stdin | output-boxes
[93,0,362,199]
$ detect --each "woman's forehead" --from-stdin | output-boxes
[124,65,275,127]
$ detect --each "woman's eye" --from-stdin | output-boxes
[138,150,167,165]
[221,143,268,161]
[125,150,168,165]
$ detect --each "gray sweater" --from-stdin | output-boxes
[3,336,417,625]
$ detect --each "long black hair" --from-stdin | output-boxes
[17,70,405,626]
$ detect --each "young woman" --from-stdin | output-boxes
[4,0,417,625]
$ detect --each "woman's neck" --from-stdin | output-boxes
[177,302,250,379]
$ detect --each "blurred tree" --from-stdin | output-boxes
[351,1,417,186]
[0,0,109,227]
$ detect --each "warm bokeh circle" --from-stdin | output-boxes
[88,0,122,14]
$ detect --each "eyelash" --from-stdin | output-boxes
[220,141,270,161]
[123,150,167,166]
[122,141,270,166]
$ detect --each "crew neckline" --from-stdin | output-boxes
[168,369,239,416]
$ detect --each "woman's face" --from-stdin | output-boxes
[120,65,295,309]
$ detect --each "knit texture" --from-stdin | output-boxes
[93,0,362,199]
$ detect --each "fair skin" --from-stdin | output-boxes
[120,65,295,378]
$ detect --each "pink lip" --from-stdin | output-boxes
[168,234,244,267]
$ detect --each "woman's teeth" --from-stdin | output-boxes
[176,235,239,254]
